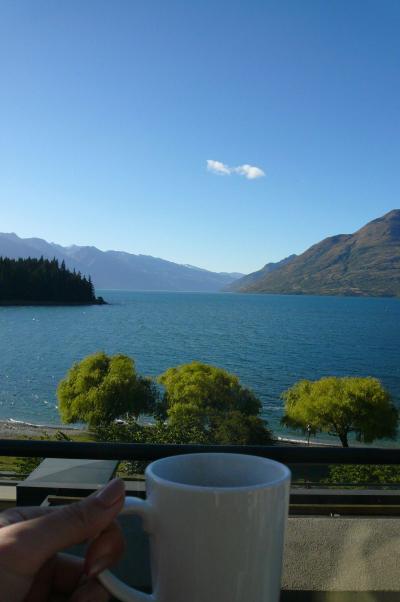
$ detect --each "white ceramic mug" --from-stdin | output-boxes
[99,452,291,602]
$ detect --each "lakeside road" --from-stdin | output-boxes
[0,420,87,440]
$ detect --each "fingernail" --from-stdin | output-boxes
[87,553,114,577]
[96,478,125,507]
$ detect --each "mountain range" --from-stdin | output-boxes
[0,233,243,292]
[1,210,399,296]
[228,210,400,297]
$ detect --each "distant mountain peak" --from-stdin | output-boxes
[0,232,241,292]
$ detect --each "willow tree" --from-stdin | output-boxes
[58,352,156,427]
[158,361,272,445]
[282,376,398,447]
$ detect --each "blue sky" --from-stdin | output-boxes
[1,1,399,273]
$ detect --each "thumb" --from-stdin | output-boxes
[4,478,125,575]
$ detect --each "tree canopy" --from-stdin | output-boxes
[158,361,261,415]
[93,416,211,475]
[0,256,103,304]
[58,352,156,426]
[158,361,272,445]
[323,464,400,486]
[282,376,398,447]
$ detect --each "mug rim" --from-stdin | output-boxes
[145,452,291,493]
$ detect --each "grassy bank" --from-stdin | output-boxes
[0,425,92,474]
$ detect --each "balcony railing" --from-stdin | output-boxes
[1,438,400,463]
[1,439,400,601]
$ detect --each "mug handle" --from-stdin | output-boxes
[98,496,156,602]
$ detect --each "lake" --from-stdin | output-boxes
[0,291,399,443]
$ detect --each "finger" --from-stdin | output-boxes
[0,481,127,527]
[0,489,117,527]
[23,557,55,602]
[0,489,122,528]
[0,505,58,528]
[84,520,125,577]
[27,554,98,599]
[0,479,125,576]
[52,553,85,593]
[69,577,110,602]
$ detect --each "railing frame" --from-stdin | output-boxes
[1,439,400,464]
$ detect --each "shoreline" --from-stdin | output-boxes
[0,418,335,446]
[275,435,339,447]
[0,298,106,306]
[0,419,87,440]
[1,419,397,449]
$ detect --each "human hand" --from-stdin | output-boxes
[0,478,125,601]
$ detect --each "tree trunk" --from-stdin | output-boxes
[338,432,349,447]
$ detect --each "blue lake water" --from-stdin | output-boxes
[0,291,399,443]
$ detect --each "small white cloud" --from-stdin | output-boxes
[206,159,265,180]
[206,159,231,175]
[233,164,265,179]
